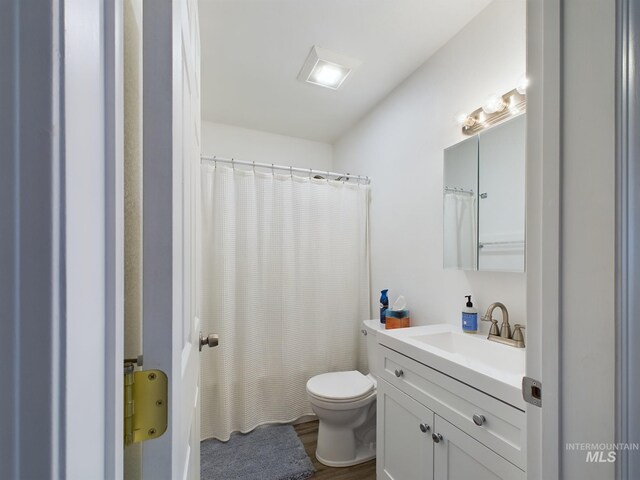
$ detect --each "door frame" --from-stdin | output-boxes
[0,1,67,477]
[105,0,126,478]
[0,0,124,479]
[66,0,125,478]
[525,0,562,479]
[616,0,640,478]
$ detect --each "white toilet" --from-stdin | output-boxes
[306,319,382,467]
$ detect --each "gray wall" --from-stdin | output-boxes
[561,0,616,478]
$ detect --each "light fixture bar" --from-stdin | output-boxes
[461,88,527,135]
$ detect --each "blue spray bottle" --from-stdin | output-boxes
[380,289,389,324]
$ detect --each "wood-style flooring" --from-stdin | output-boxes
[294,421,376,480]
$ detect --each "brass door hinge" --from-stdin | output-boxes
[124,357,168,445]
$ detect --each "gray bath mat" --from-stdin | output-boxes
[201,424,315,480]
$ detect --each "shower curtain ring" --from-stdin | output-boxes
[309,168,312,180]
[326,171,330,183]
[290,166,293,178]
[231,158,235,170]
[252,161,255,173]
[213,155,217,169]
[271,164,275,176]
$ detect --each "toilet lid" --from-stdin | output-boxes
[306,371,374,402]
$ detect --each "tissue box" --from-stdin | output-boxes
[385,309,410,330]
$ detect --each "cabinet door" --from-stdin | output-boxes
[433,416,525,480]
[377,379,434,480]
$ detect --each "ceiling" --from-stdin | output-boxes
[199,0,491,143]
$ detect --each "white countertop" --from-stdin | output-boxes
[374,322,526,410]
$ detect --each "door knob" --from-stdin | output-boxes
[432,432,443,443]
[199,332,219,351]
[419,423,430,433]
[394,369,404,378]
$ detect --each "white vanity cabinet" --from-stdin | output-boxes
[377,379,434,480]
[432,415,524,480]
[376,344,526,480]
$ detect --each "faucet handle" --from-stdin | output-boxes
[512,324,526,347]
[481,316,500,336]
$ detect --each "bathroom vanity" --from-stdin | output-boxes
[375,324,526,480]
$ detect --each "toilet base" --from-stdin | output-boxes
[315,442,376,467]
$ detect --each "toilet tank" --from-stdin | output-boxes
[362,319,383,378]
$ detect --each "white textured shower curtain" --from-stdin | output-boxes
[200,164,370,441]
[443,192,477,270]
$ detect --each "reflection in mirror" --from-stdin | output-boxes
[443,114,526,273]
[443,136,478,270]
[478,114,525,272]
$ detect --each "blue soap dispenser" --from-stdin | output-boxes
[462,295,478,333]
[380,289,389,324]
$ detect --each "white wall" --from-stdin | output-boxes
[333,0,526,327]
[201,121,333,171]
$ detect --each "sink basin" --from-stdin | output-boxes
[376,323,526,409]
[411,331,524,376]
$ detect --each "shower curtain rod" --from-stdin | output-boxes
[444,186,474,195]
[200,154,371,184]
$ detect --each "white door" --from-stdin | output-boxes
[377,380,434,480]
[432,416,524,480]
[142,0,203,479]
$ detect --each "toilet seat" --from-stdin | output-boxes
[306,371,374,403]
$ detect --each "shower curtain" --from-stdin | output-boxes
[200,164,370,441]
[443,192,477,270]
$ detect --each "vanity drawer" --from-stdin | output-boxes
[378,344,526,470]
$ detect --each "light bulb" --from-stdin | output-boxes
[455,112,476,128]
[482,94,506,114]
[516,75,529,95]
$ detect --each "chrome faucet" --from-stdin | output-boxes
[481,302,525,348]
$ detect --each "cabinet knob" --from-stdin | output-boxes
[473,414,486,426]
[432,432,443,443]
[394,369,404,378]
[419,423,430,433]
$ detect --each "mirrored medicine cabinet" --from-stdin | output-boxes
[443,114,525,272]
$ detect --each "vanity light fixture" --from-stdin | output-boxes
[458,82,527,135]
[297,46,362,90]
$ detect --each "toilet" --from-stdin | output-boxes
[306,319,382,467]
